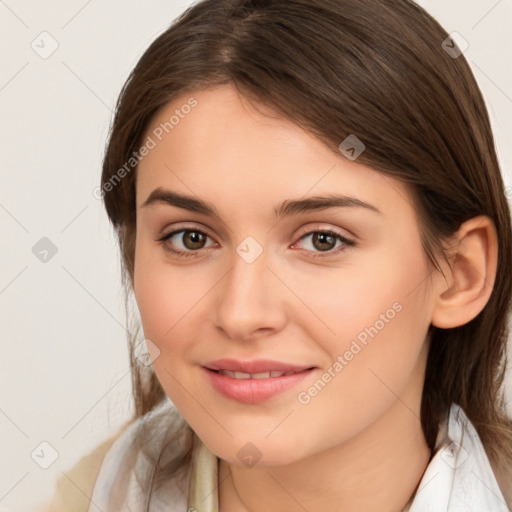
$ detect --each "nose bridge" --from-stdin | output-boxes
[214,242,286,339]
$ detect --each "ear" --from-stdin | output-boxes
[431,215,498,329]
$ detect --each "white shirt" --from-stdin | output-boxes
[88,397,510,511]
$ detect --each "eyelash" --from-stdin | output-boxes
[156,228,356,259]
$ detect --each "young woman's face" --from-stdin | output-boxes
[134,84,438,465]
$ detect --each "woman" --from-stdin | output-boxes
[47,0,512,510]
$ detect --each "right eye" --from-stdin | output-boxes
[157,229,217,258]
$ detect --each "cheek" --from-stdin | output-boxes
[135,272,199,341]
[133,240,221,370]
[286,238,431,351]
[134,240,195,342]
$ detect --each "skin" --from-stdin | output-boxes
[133,83,498,512]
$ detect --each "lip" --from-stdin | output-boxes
[202,360,316,404]
[204,358,314,374]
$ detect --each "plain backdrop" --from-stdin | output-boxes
[0,1,511,510]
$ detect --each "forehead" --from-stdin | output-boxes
[139,84,333,172]
[135,84,412,220]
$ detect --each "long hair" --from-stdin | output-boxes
[100,0,512,504]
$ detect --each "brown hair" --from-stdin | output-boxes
[100,0,512,504]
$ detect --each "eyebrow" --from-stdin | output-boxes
[141,187,382,217]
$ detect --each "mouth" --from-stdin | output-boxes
[208,368,313,379]
[203,358,315,375]
[202,365,316,404]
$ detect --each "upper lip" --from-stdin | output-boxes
[204,358,315,374]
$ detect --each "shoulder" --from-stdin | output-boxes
[42,423,131,512]
[450,405,512,510]
[85,397,194,511]
[411,403,512,511]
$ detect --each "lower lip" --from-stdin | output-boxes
[202,367,315,404]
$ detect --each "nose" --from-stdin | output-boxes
[213,247,288,341]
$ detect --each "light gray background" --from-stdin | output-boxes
[0,1,511,511]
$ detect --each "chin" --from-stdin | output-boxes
[210,437,308,468]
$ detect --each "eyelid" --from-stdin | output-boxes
[293,222,356,241]
[157,222,217,241]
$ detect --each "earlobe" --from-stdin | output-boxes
[430,215,498,329]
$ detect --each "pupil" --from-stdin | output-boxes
[313,232,335,251]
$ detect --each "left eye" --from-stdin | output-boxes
[294,231,355,253]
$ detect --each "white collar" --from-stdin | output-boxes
[406,404,509,511]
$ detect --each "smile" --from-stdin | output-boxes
[203,367,315,404]
[216,369,300,379]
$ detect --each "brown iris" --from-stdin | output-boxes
[182,231,207,250]
[311,232,336,251]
